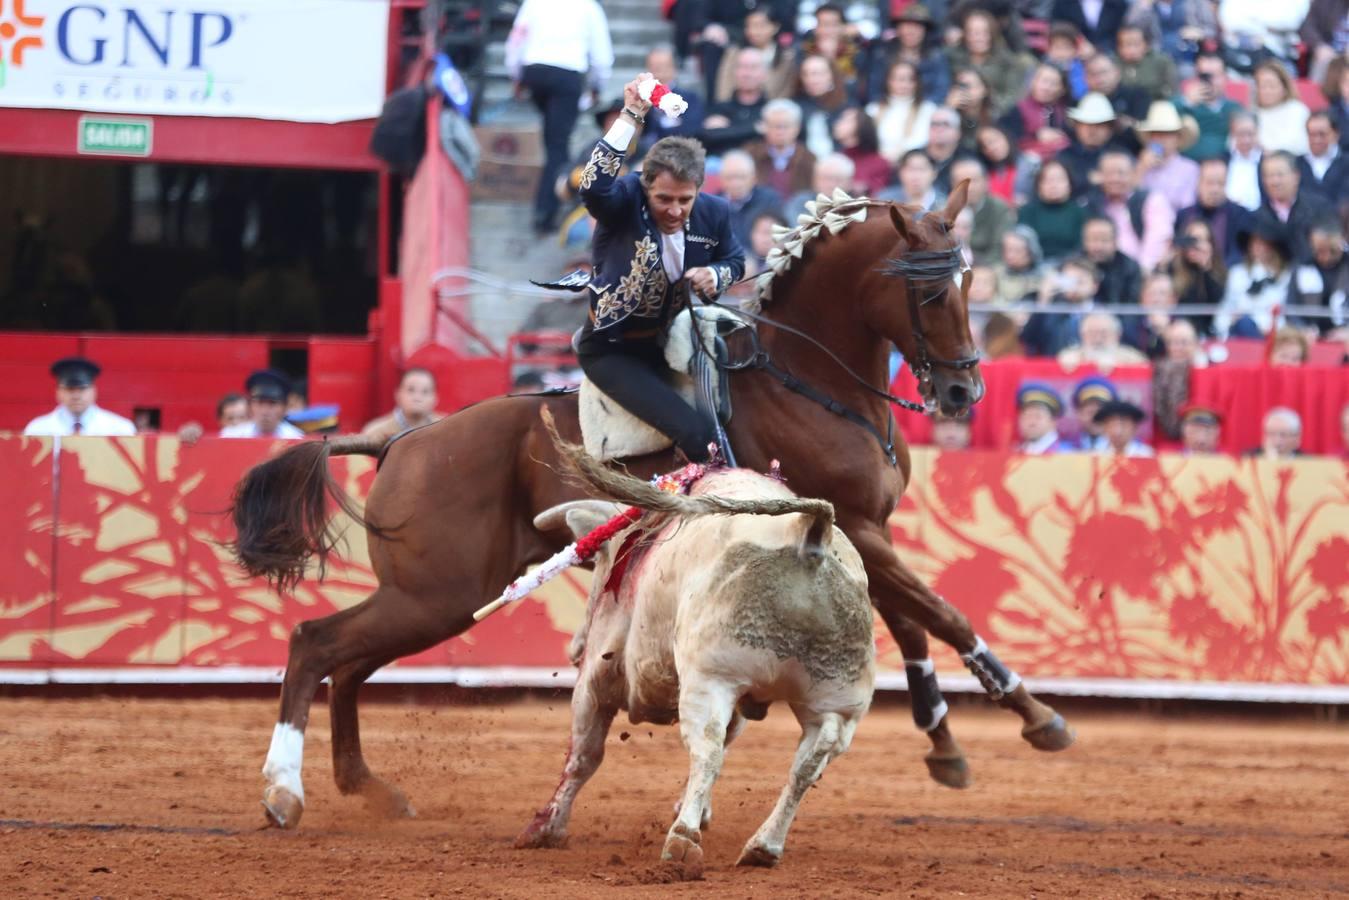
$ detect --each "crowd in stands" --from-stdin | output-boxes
[504,0,1349,454]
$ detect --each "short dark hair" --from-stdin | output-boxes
[216,392,246,420]
[1117,24,1147,43]
[1083,215,1116,236]
[1261,149,1298,173]
[400,366,437,389]
[641,137,707,187]
[900,148,934,169]
[815,2,845,21]
[1309,110,1339,132]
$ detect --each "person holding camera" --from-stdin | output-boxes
[1174,51,1241,163]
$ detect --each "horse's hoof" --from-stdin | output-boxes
[261,785,304,830]
[661,825,704,879]
[924,753,972,789]
[1022,713,1076,752]
[736,843,781,868]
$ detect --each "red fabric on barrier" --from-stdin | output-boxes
[893,358,1349,456]
[1189,365,1349,456]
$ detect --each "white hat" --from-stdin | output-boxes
[1137,100,1184,133]
[1137,100,1199,148]
[1067,93,1116,125]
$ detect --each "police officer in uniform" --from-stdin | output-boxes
[220,370,305,439]
[1067,375,1119,451]
[23,357,136,437]
[1014,382,1069,455]
[575,73,746,461]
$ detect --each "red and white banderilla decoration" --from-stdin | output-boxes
[472,462,707,622]
[637,76,689,118]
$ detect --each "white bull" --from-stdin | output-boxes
[517,437,875,876]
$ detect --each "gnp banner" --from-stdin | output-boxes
[0,0,389,123]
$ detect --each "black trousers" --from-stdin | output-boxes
[521,64,584,230]
[576,333,717,462]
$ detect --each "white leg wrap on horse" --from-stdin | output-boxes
[262,723,305,802]
[960,636,1021,701]
[902,658,948,733]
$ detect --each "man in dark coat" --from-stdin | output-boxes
[1256,151,1335,263]
[574,74,746,461]
[1175,158,1251,266]
[1051,0,1130,50]
[1297,112,1349,209]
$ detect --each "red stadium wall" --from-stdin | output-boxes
[2,435,1346,700]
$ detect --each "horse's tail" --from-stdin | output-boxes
[542,409,835,539]
[230,434,388,591]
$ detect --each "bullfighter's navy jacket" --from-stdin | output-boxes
[579,135,745,336]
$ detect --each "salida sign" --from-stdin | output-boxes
[0,0,389,124]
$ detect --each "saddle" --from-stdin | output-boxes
[577,307,745,461]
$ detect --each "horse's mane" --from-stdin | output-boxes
[748,189,902,314]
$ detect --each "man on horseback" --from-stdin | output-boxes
[573,73,746,462]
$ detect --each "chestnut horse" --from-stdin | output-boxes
[234,186,1075,830]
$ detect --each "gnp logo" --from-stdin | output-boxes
[0,1,241,107]
[0,0,46,82]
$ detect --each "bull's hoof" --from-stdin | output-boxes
[1022,713,1076,752]
[736,842,781,868]
[661,824,704,880]
[924,752,972,789]
[515,826,568,850]
[261,785,304,830]
[360,779,416,820]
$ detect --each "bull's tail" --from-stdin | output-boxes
[543,409,835,547]
[230,434,388,591]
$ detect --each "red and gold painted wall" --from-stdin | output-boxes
[2,436,1346,699]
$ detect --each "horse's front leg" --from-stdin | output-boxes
[852,525,1076,754]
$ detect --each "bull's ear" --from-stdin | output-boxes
[889,204,910,243]
[534,499,620,536]
[565,506,614,540]
[942,179,970,227]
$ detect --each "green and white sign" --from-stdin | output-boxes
[77,116,154,157]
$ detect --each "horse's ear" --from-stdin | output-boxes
[888,204,910,243]
[942,179,971,227]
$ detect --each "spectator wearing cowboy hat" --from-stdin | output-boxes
[1066,374,1116,451]
[220,370,305,439]
[1137,100,1200,213]
[1058,92,1130,196]
[23,357,136,437]
[1094,398,1155,457]
[1178,403,1223,454]
[1015,382,1071,455]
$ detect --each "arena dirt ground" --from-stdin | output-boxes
[2,694,1346,898]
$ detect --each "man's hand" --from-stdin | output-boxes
[623,72,654,116]
[686,267,719,299]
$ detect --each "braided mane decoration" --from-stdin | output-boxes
[748,187,878,314]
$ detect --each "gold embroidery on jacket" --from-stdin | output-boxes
[594,235,668,324]
[579,144,623,191]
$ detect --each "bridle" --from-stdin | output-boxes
[883,247,982,400]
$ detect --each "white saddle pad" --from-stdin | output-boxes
[579,307,744,461]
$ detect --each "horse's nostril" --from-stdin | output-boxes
[946,383,970,407]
